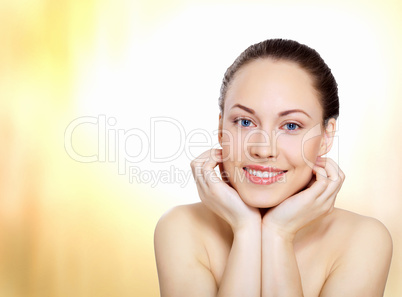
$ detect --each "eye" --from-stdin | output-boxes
[234,118,256,128]
[240,119,252,127]
[282,122,300,131]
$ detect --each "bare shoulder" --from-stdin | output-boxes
[319,208,393,296]
[329,208,392,247]
[325,208,393,261]
[154,203,224,296]
[154,203,206,252]
[155,203,202,230]
[154,202,228,265]
[155,202,222,238]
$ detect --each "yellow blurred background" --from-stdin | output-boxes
[0,0,401,296]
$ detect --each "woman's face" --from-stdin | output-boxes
[219,58,333,208]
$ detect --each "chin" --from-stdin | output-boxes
[234,186,292,209]
[231,174,313,209]
[224,163,314,209]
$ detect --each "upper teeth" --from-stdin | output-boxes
[246,168,283,178]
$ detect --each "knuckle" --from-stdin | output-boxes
[209,186,219,197]
[324,207,332,216]
[193,166,202,177]
[319,179,329,187]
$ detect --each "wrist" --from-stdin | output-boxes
[233,218,262,235]
[262,222,296,243]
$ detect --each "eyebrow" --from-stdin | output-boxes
[279,109,312,119]
[231,104,256,114]
[231,104,311,119]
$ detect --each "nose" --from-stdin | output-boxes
[247,129,278,161]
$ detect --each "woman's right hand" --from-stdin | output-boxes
[190,149,261,232]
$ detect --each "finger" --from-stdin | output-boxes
[191,150,215,183]
[313,164,328,181]
[315,160,344,204]
[190,161,204,183]
[211,150,232,188]
[191,149,220,173]
[314,156,327,168]
[192,149,222,188]
[318,186,341,214]
[323,158,344,182]
[314,158,344,186]
[203,156,224,186]
[210,148,223,164]
[305,174,316,188]
[218,162,230,184]
[298,172,328,199]
[202,150,222,172]
[316,179,341,203]
[328,158,345,181]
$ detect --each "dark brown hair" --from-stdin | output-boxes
[218,39,339,125]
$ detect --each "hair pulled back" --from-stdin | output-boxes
[218,39,339,125]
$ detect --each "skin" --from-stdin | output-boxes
[154,58,393,297]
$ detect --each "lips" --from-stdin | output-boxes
[243,165,287,185]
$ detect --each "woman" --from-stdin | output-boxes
[154,39,392,296]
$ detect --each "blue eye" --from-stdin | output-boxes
[284,123,299,130]
[234,118,255,128]
[240,119,252,127]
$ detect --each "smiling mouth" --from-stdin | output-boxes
[243,167,286,178]
[242,167,287,185]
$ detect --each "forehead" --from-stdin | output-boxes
[225,58,323,118]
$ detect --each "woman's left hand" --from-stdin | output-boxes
[262,157,345,241]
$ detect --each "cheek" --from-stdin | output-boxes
[279,135,321,165]
[302,136,322,163]
[220,128,245,186]
[220,129,236,178]
[279,137,300,156]
[221,126,244,162]
[221,133,233,161]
